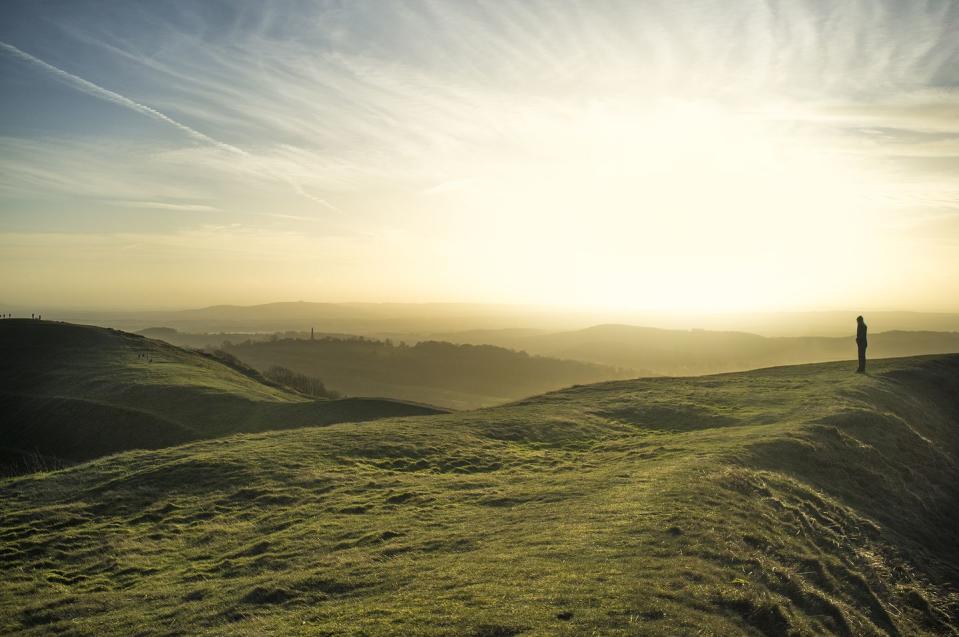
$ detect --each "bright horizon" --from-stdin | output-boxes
[2,1,959,313]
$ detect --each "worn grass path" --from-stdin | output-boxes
[2,354,958,635]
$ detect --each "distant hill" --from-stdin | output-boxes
[56,301,588,335]
[2,354,957,634]
[0,320,443,475]
[39,301,959,337]
[224,336,636,409]
[441,323,959,375]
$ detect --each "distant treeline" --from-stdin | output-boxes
[200,349,340,399]
[139,327,302,350]
[224,336,631,409]
[263,365,341,399]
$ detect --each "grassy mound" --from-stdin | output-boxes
[0,320,443,474]
[1,354,957,635]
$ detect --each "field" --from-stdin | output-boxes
[1,348,957,635]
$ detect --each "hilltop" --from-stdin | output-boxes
[222,336,634,409]
[1,354,957,634]
[0,320,443,474]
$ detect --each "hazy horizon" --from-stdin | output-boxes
[11,297,959,315]
[3,1,959,312]
[6,298,959,342]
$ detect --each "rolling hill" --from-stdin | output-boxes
[0,320,443,475]
[222,336,634,410]
[1,354,957,634]
[441,323,959,376]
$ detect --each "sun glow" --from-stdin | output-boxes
[428,97,884,311]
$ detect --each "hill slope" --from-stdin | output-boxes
[1,354,957,634]
[0,320,443,474]
[223,336,634,409]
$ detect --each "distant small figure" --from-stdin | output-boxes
[856,315,868,373]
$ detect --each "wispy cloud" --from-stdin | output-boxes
[0,41,243,153]
[263,212,317,222]
[109,200,219,213]
[0,39,344,213]
[4,2,958,218]
[55,3,959,174]
[0,137,198,200]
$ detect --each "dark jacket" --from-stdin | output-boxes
[856,321,867,347]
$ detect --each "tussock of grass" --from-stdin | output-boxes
[1,353,958,634]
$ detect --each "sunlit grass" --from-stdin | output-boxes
[2,354,957,634]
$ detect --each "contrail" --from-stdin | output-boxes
[0,40,343,213]
[0,41,245,156]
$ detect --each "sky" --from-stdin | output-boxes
[1,0,958,312]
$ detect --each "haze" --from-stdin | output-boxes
[2,1,958,313]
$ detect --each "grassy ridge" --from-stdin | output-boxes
[1,354,957,634]
[0,321,443,473]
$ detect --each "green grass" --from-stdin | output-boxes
[0,320,443,473]
[1,351,957,635]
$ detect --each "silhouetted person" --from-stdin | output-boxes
[856,315,867,373]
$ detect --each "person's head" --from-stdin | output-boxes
[856,315,864,323]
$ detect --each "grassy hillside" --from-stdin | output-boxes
[443,323,959,376]
[223,336,633,409]
[0,320,443,474]
[1,354,957,635]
